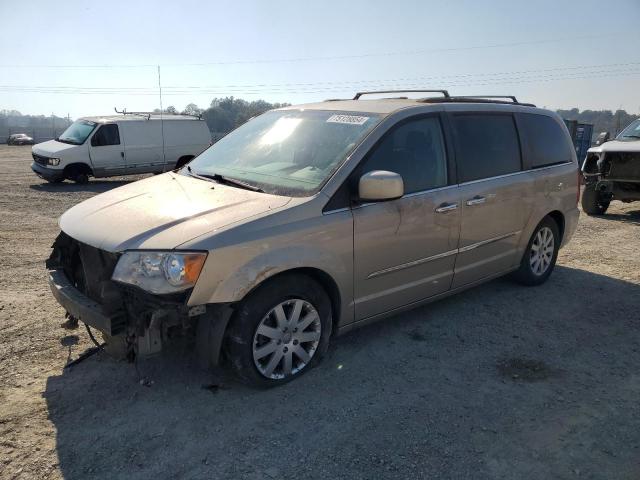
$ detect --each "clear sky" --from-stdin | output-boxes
[1,0,639,118]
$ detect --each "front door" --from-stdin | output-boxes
[352,115,461,320]
[88,124,125,176]
[448,112,532,288]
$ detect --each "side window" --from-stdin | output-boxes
[91,124,120,147]
[452,114,521,183]
[358,117,448,194]
[520,114,573,168]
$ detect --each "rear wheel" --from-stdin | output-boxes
[512,216,560,286]
[226,274,332,388]
[581,183,610,215]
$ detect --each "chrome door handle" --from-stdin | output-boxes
[466,196,486,206]
[435,202,458,213]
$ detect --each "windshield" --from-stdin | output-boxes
[617,119,640,141]
[58,120,97,145]
[185,110,381,196]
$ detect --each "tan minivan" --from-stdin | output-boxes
[47,91,580,387]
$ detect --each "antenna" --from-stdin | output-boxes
[158,65,167,172]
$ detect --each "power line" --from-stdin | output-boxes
[1,64,638,96]
[0,34,627,69]
[2,61,639,91]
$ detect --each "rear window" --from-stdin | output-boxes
[452,114,522,182]
[519,114,573,168]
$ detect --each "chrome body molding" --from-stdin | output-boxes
[367,231,520,278]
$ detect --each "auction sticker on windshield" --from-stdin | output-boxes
[326,114,370,125]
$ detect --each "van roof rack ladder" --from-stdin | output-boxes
[353,90,450,100]
[113,107,203,120]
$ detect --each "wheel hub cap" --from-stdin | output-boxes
[529,226,554,276]
[252,299,321,380]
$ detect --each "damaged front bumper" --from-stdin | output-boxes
[46,232,233,365]
[48,268,122,336]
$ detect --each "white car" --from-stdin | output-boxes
[581,119,640,214]
[31,114,212,183]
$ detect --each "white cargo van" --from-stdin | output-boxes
[31,114,212,183]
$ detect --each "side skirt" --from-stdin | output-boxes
[336,266,519,336]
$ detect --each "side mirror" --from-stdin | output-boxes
[595,131,610,146]
[358,170,404,202]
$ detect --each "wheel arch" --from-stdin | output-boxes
[547,210,565,244]
[63,162,93,178]
[233,267,342,332]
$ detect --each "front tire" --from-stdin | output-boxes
[512,216,560,286]
[226,274,332,388]
[73,172,89,184]
[581,183,609,215]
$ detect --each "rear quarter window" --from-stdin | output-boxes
[451,114,522,183]
[519,114,573,168]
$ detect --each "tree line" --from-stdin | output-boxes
[557,108,639,139]
[156,97,290,134]
[3,103,639,141]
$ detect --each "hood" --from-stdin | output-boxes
[32,139,81,156]
[588,139,640,154]
[59,173,292,252]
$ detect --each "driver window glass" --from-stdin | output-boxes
[358,117,447,194]
[92,124,120,146]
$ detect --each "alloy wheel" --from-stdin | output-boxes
[529,226,554,276]
[252,299,321,379]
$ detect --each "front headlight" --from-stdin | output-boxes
[112,251,207,294]
[47,158,60,166]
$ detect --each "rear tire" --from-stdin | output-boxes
[512,216,560,286]
[226,274,332,388]
[581,183,609,215]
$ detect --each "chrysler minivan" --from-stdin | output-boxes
[46,91,580,387]
[31,113,211,183]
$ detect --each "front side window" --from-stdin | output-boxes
[186,110,381,196]
[91,124,120,147]
[617,119,640,141]
[520,114,573,168]
[58,120,97,145]
[452,114,521,182]
[357,116,448,194]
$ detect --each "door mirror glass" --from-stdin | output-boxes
[358,170,404,201]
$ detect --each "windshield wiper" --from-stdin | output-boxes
[186,167,264,192]
[622,134,640,139]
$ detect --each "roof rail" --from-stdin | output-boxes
[454,95,520,103]
[113,107,203,119]
[418,96,536,107]
[353,89,450,100]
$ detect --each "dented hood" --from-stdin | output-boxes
[59,172,291,252]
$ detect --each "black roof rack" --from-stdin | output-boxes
[353,89,450,100]
[418,95,536,107]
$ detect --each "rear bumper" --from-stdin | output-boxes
[48,269,122,336]
[31,162,64,181]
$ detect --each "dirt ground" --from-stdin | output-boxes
[1,144,639,480]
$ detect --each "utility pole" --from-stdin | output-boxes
[158,65,167,172]
[52,113,55,139]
